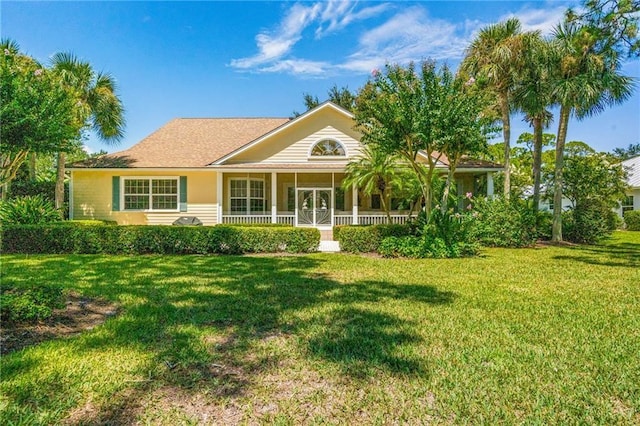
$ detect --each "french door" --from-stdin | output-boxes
[297,189,332,226]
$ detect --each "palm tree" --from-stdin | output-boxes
[461,18,530,199]
[342,145,403,223]
[513,34,555,212]
[549,19,634,241]
[51,53,125,209]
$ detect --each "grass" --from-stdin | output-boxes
[1,231,639,424]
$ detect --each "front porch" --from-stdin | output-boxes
[216,171,495,227]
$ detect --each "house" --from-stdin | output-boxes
[620,155,640,215]
[69,102,501,229]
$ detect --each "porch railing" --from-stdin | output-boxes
[222,215,271,224]
[222,213,416,225]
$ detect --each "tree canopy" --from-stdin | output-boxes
[0,40,79,187]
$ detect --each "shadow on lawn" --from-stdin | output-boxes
[1,254,454,423]
[553,240,640,268]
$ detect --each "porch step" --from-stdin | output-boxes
[318,240,341,252]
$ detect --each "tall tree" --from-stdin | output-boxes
[342,145,404,223]
[51,53,125,209]
[355,61,445,216]
[611,143,640,160]
[0,39,77,192]
[461,18,530,199]
[549,19,634,241]
[513,34,555,212]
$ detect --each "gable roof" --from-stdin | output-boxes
[211,101,354,165]
[70,117,289,168]
[622,155,640,188]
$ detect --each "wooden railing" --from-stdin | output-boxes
[223,213,415,226]
[222,215,271,224]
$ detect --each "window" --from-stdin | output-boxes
[622,195,634,213]
[335,187,345,211]
[310,139,346,156]
[287,186,295,211]
[371,194,381,210]
[123,178,178,211]
[230,178,265,214]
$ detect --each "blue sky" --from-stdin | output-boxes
[2,1,639,154]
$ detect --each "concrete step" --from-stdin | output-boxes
[318,240,341,252]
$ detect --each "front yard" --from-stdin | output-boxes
[1,232,639,424]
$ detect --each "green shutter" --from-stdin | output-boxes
[112,176,120,211]
[179,176,187,212]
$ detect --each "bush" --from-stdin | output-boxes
[7,180,58,202]
[0,283,66,323]
[562,203,620,244]
[470,197,537,247]
[624,210,640,231]
[0,224,320,255]
[335,224,412,253]
[0,195,62,225]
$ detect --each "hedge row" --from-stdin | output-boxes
[624,210,640,231]
[0,224,320,255]
[333,224,413,253]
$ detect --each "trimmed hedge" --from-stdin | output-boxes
[623,210,640,231]
[334,224,413,253]
[0,224,320,255]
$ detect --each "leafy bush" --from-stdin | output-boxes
[0,283,66,323]
[0,224,320,255]
[335,224,412,253]
[470,197,537,247]
[562,202,620,244]
[0,195,62,225]
[378,209,479,258]
[624,210,640,231]
[7,180,59,202]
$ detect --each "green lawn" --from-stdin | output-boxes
[1,232,639,424]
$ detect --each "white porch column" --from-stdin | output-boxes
[216,172,223,224]
[487,172,494,198]
[271,172,277,223]
[294,173,298,226]
[352,184,359,225]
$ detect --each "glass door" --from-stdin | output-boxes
[297,189,332,226]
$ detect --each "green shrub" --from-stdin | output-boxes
[563,203,620,244]
[0,195,62,225]
[470,197,537,247]
[0,224,320,255]
[336,224,412,253]
[0,283,66,323]
[624,210,640,231]
[7,180,57,202]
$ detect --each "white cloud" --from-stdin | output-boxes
[499,5,567,35]
[339,7,470,73]
[230,1,389,73]
[230,3,322,69]
[230,1,576,77]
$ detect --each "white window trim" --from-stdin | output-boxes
[307,137,348,159]
[622,195,635,212]
[121,176,180,212]
[228,177,266,215]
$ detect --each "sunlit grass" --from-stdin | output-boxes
[1,232,639,424]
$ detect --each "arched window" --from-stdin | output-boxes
[310,139,346,156]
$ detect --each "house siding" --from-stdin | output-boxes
[229,109,361,164]
[72,170,219,225]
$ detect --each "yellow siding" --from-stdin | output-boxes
[72,170,218,225]
[230,109,362,164]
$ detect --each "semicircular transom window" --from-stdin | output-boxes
[310,139,346,156]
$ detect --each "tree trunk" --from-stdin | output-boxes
[29,152,37,181]
[55,151,66,210]
[499,93,511,199]
[381,190,392,224]
[552,106,570,242]
[440,164,457,214]
[532,116,543,213]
